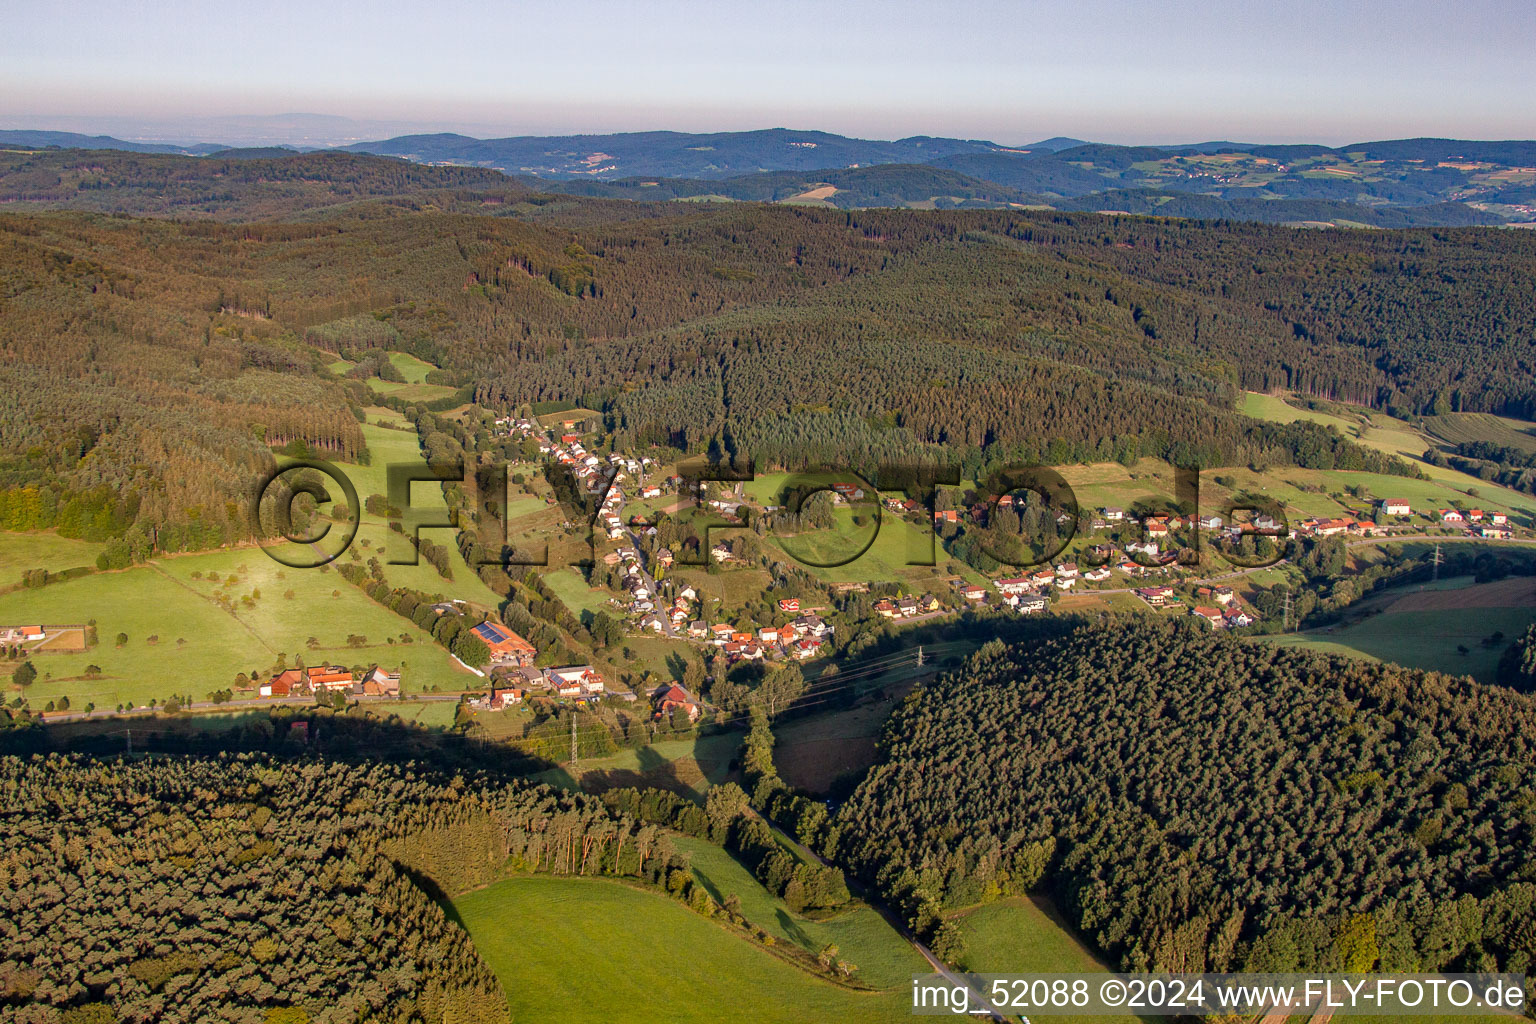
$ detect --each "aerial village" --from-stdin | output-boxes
[16,412,1523,724]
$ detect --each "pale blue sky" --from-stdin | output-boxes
[3,0,1534,145]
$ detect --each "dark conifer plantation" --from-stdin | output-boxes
[837,621,1536,975]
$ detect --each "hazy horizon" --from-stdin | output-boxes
[5,0,1535,148]
[3,111,1535,153]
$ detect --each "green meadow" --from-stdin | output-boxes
[0,543,480,709]
[450,877,911,1023]
[1424,412,1536,454]
[541,567,617,622]
[1265,605,1535,684]
[0,530,106,584]
[338,411,507,610]
[767,504,980,590]
[1239,392,1536,517]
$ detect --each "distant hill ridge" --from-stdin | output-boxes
[5,126,1536,225]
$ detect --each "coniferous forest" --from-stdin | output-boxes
[836,621,1536,975]
[0,745,693,1024]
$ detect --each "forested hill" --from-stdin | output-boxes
[1055,189,1504,227]
[339,127,999,178]
[836,621,1536,975]
[0,744,694,1023]
[0,148,521,219]
[4,144,1521,226]
[6,201,1536,549]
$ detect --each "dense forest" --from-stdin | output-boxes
[1501,625,1536,692]
[5,186,1536,553]
[836,621,1536,975]
[0,745,696,1023]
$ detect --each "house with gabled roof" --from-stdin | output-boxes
[304,665,354,692]
[1190,605,1225,626]
[362,667,400,696]
[261,669,304,698]
[653,683,701,722]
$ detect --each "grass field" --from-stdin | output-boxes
[354,352,458,402]
[1264,576,1536,683]
[1240,391,1356,432]
[341,411,507,610]
[541,567,617,623]
[0,530,106,584]
[1239,392,1536,516]
[766,504,979,590]
[0,408,511,708]
[948,897,1159,1024]
[451,877,912,1023]
[1058,455,1536,527]
[0,541,482,708]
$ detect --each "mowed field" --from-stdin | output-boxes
[765,504,987,590]
[532,730,745,798]
[451,877,913,1023]
[1424,412,1536,455]
[1264,576,1536,683]
[1059,456,1536,525]
[344,410,508,610]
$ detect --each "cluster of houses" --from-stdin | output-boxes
[1294,515,1383,538]
[258,664,402,699]
[873,592,943,619]
[601,546,677,630]
[1188,586,1256,628]
[1435,507,1513,538]
[473,664,611,709]
[1380,500,1514,537]
[1132,583,1257,628]
[685,602,835,663]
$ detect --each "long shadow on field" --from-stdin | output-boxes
[0,706,557,781]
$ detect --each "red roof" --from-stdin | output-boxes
[472,621,536,654]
